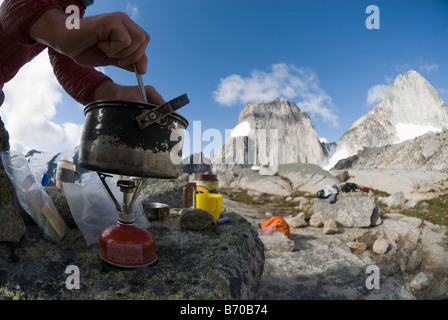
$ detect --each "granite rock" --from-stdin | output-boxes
[0,211,264,300]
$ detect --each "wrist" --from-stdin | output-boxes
[29,9,68,49]
[29,8,97,57]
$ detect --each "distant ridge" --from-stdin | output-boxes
[327,70,448,169]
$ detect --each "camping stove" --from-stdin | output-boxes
[78,65,190,268]
[97,173,156,268]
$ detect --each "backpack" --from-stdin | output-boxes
[341,183,357,193]
[316,190,326,198]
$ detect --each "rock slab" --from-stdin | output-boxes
[312,192,379,228]
[0,211,264,300]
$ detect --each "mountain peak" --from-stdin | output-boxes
[393,69,430,88]
[214,98,328,167]
[327,70,448,169]
[239,98,307,123]
[379,70,446,120]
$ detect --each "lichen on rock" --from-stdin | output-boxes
[0,211,264,300]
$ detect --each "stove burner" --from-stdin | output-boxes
[97,173,156,268]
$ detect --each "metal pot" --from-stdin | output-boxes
[79,96,189,178]
[143,203,170,220]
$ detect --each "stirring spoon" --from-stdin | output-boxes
[133,64,148,103]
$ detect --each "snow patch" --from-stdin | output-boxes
[395,123,441,143]
[324,148,350,170]
[230,121,251,138]
[23,147,79,185]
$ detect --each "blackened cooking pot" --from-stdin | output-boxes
[79,97,189,178]
[143,202,170,220]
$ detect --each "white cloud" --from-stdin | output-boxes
[418,62,438,74]
[393,60,438,76]
[0,50,84,153]
[213,74,246,106]
[126,2,139,20]
[63,122,83,147]
[213,63,339,126]
[372,59,439,108]
[366,84,388,108]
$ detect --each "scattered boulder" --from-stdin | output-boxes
[285,215,308,228]
[309,218,323,227]
[348,241,368,251]
[373,238,390,254]
[410,272,430,292]
[336,170,350,182]
[405,199,419,209]
[258,233,295,252]
[312,192,379,228]
[422,139,439,161]
[323,220,338,234]
[180,208,214,230]
[383,191,405,209]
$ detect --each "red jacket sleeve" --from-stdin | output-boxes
[0,0,86,46]
[48,48,112,105]
[0,0,113,105]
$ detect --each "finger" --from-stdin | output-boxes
[133,55,148,75]
[117,36,150,72]
[114,22,149,59]
[146,86,166,105]
[96,25,132,57]
[115,55,147,74]
[97,13,149,58]
[70,44,122,68]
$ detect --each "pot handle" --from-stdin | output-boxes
[182,182,197,208]
[136,94,189,130]
[97,172,121,212]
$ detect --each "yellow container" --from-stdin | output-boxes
[196,193,223,221]
[194,174,219,193]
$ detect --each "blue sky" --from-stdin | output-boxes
[2,0,448,155]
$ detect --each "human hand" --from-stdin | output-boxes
[29,10,150,74]
[94,82,166,106]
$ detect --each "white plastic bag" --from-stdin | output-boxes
[1,151,68,243]
[63,180,150,246]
